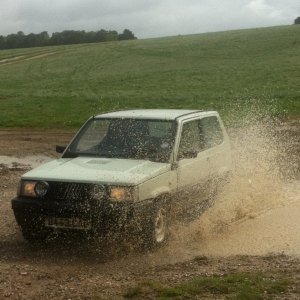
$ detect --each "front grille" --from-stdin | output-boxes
[46,182,94,201]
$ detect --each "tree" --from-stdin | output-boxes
[24,33,38,47]
[50,32,63,45]
[0,36,5,49]
[0,28,137,50]
[106,30,118,41]
[6,34,19,49]
[84,31,96,43]
[118,29,136,40]
[295,17,300,24]
[38,31,50,46]
[95,29,107,42]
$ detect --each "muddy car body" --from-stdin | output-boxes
[12,109,232,247]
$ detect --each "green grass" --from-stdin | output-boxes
[124,273,290,299]
[0,25,300,128]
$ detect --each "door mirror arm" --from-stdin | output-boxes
[56,145,66,154]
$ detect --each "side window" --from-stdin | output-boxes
[178,120,203,159]
[199,116,223,149]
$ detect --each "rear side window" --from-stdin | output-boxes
[199,116,223,149]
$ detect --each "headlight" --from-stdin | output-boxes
[109,186,137,202]
[19,181,37,197]
[18,181,49,198]
[34,181,49,198]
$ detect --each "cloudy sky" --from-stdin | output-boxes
[0,0,299,38]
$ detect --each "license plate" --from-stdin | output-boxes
[45,217,91,230]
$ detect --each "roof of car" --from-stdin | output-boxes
[95,109,216,120]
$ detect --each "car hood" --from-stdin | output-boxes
[22,157,171,185]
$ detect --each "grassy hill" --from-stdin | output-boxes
[0,25,299,128]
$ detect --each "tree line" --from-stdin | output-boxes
[0,29,136,50]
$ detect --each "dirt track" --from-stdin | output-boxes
[0,52,58,67]
[0,124,300,299]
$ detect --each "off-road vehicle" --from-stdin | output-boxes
[12,109,232,248]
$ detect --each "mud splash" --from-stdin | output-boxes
[0,113,299,266]
[153,115,300,262]
[79,115,299,267]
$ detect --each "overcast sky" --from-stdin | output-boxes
[0,0,299,38]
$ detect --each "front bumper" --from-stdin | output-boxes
[11,196,148,234]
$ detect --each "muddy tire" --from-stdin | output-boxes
[21,227,49,243]
[141,206,169,250]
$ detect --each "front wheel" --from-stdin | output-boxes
[154,208,167,243]
[141,206,169,250]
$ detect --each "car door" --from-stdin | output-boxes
[175,118,211,214]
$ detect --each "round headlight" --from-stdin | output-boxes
[34,181,49,198]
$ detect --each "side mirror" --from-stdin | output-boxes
[56,145,66,154]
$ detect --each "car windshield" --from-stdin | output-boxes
[65,118,177,163]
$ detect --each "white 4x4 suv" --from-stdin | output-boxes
[12,109,231,248]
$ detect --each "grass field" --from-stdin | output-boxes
[124,272,290,299]
[0,25,300,128]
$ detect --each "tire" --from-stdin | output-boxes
[21,226,50,243]
[141,206,169,250]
